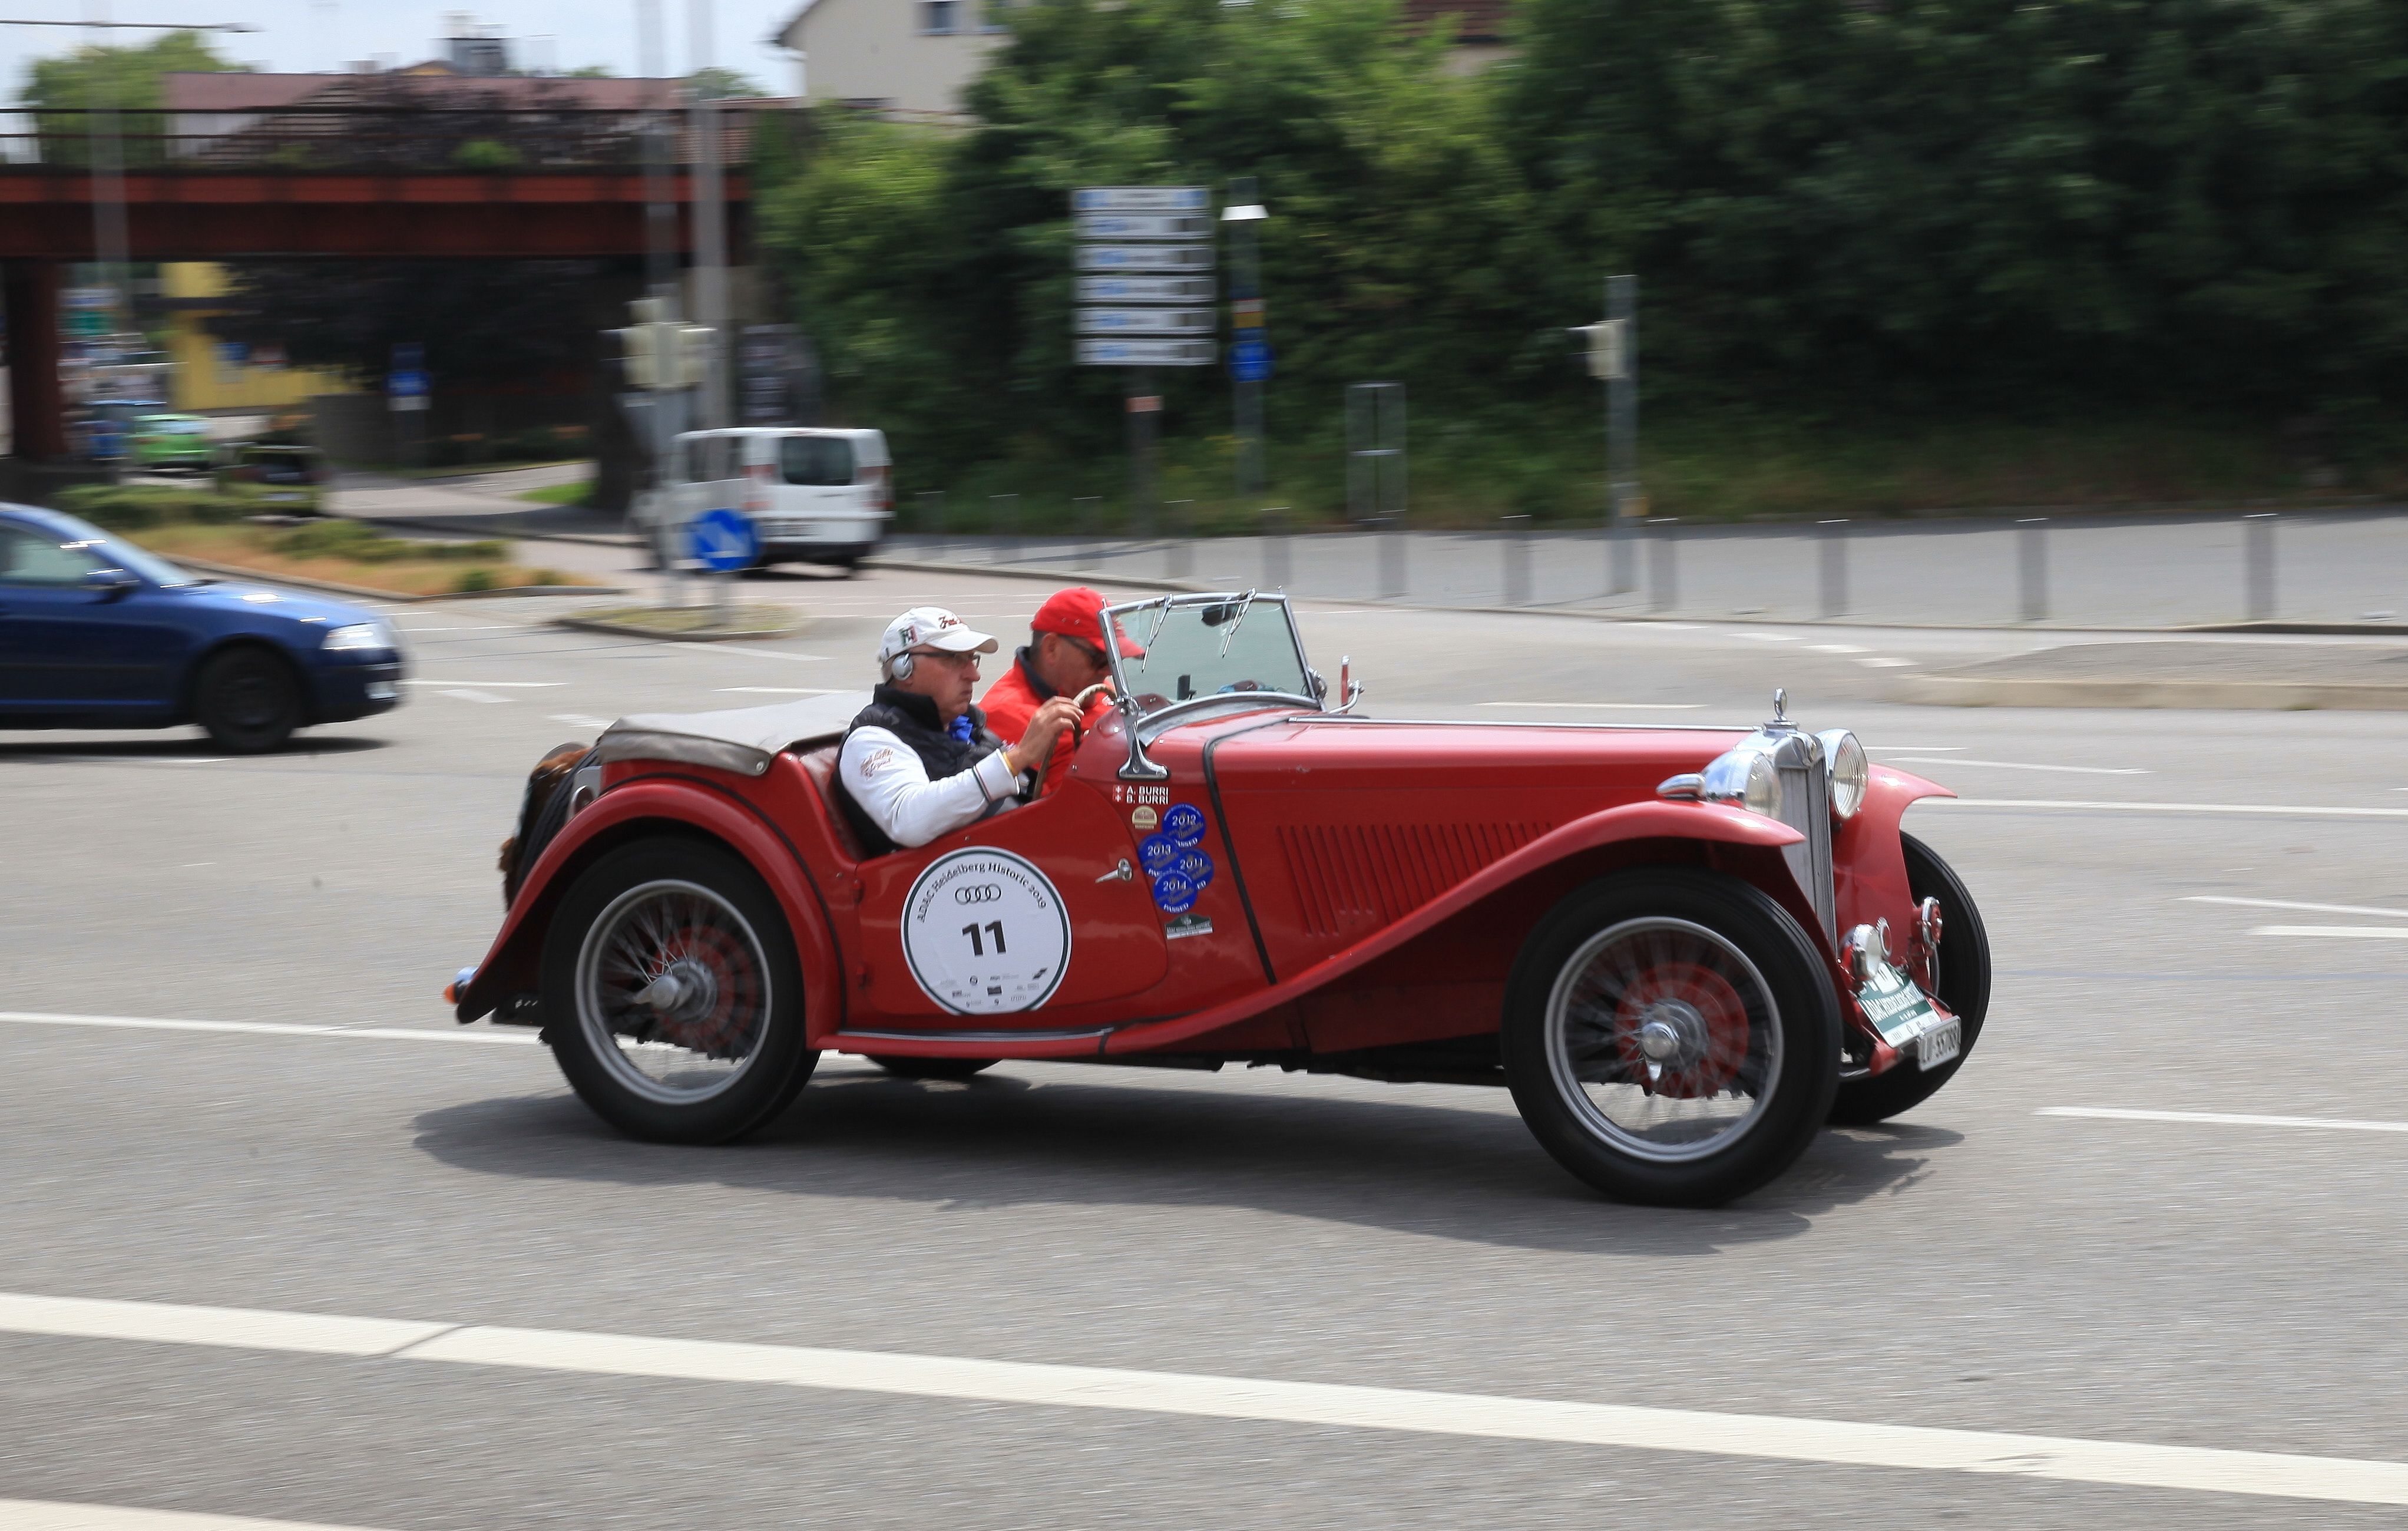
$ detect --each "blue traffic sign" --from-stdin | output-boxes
[687,507,760,573]
[387,370,428,398]
[1228,336,1274,383]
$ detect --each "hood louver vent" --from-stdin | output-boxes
[1280,821,1549,936]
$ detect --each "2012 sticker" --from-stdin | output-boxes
[1162,803,1206,847]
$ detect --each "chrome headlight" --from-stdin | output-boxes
[323,621,391,652]
[1698,743,1784,819]
[1819,729,1868,821]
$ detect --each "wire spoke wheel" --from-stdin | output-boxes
[1545,916,1783,1163]
[575,877,771,1106]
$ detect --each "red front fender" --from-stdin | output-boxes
[451,774,847,1039]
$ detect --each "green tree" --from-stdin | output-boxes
[689,65,768,99]
[19,28,243,166]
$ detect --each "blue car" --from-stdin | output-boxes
[0,503,406,752]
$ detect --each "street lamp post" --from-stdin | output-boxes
[1223,178,1268,496]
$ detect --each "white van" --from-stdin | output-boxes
[632,426,893,574]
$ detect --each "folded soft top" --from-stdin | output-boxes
[594,691,872,776]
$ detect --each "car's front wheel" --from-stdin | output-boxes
[194,646,302,753]
[1503,868,1841,1207]
[542,839,818,1143]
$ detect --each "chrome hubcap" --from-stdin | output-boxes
[575,878,770,1107]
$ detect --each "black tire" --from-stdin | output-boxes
[1503,868,1841,1207]
[865,1055,998,1081]
[1827,832,1992,1126]
[194,646,302,753]
[541,839,818,1143]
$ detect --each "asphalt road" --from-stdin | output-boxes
[5,566,2407,1529]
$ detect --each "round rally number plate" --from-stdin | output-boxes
[901,848,1072,1015]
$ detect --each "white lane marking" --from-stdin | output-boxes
[0,1500,396,1531]
[547,714,613,729]
[715,686,846,695]
[12,756,230,766]
[1886,757,2148,776]
[0,1011,537,1046]
[436,689,507,705]
[1736,632,1798,642]
[2184,895,2408,920]
[1867,746,1963,752]
[395,624,515,633]
[712,648,829,662]
[1808,643,1868,653]
[1858,657,1915,667]
[395,680,564,687]
[1474,703,1707,710]
[1934,798,2408,819]
[2251,925,2408,940]
[2041,1107,2408,1135]
[4,1292,2406,1507]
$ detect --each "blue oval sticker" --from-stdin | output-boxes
[1151,869,1198,914]
[1163,803,1206,848]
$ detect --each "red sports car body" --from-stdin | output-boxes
[451,593,1989,1206]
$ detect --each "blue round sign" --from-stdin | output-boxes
[1174,849,1214,889]
[1151,869,1199,915]
[1228,336,1274,383]
[1163,803,1207,848]
[687,507,760,572]
[1137,833,1181,875]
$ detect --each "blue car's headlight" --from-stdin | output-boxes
[323,621,391,652]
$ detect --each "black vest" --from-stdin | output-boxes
[836,683,1005,858]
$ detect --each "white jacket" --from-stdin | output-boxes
[837,726,1018,849]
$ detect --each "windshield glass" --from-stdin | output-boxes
[1109,594,1314,715]
[38,513,206,588]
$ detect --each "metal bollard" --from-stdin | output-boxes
[1074,496,1100,569]
[1262,507,1289,589]
[1501,514,1532,606]
[990,494,1019,566]
[1367,514,1407,600]
[1648,517,1679,614]
[1818,519,1848,619]
[1165,500,1193,580]
[1610,525,1638,599]
[2244,512,2276,621]
[2017,517,2048,623]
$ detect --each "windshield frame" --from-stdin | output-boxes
[1100,591,1324,738]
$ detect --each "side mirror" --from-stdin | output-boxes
[81,568,140,600]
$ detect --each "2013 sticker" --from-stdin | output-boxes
[1137,833,1180,875]
[1162,803,1207,847]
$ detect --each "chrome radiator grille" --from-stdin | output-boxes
[1772,732,1836,940]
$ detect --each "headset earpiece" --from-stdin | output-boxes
[889,650,914,681]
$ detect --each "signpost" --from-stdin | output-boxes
[1223,177,1269,493]
[1570,276,1640,594]
[1075,186,1218,540]
[388,341,428,468]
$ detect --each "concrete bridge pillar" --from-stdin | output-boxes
[3,262,69,462]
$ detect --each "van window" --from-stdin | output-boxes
[780,435,855,487]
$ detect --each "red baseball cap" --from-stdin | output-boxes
[1032,587,1144,657]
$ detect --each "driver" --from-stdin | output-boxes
[835,606,1082,857]
[979,586,1145,795]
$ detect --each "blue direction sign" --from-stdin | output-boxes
[388,369,428,398]
[1228,335,1274,383]
[687,507,760,572]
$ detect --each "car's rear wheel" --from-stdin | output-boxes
[865,1055,997,1081]
[1503,869,1841,1207]
[1827,833,1992,1125]
[194,646,302,753]
[542,839,818,1143]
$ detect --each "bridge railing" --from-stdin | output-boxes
[0,107,765,173]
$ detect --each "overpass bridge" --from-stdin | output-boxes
[2,107,763,461]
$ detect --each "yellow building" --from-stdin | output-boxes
[160,263,359,413]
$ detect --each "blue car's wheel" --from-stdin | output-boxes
[195,647,301,753]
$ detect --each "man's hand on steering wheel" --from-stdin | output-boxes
[1004,693,1090,793]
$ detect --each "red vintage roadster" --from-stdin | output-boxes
[449,592,1989,1207]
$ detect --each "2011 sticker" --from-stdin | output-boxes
[900,848,1071,1014]
[1137,833,1181,875]
[1150,869,1199,914]
[1173,849,1214,889]
[1162,803,1207,847]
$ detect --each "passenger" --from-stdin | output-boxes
[979,586,1144,794]
[836,605,1082,856]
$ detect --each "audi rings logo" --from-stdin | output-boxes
[954,883,1004,905]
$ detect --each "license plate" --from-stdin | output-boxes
[366,682,397,701]
[1916,1017,1962,1070]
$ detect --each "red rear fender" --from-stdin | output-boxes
[452,775,846,1036]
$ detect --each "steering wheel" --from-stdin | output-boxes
[1023,683,1116,802]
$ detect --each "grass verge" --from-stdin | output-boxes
[568,603,796,637]
[517,480,594,507]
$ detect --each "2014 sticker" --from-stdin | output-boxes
[1150,869,1199,915]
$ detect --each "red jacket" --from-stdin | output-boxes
[980,649,1112,794]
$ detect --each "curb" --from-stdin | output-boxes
[1889,674,2408,710]
[859,554,1206,594]
[167,555,621,605]
[551,615,802,643]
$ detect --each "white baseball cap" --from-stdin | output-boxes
[878,606,998,670]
